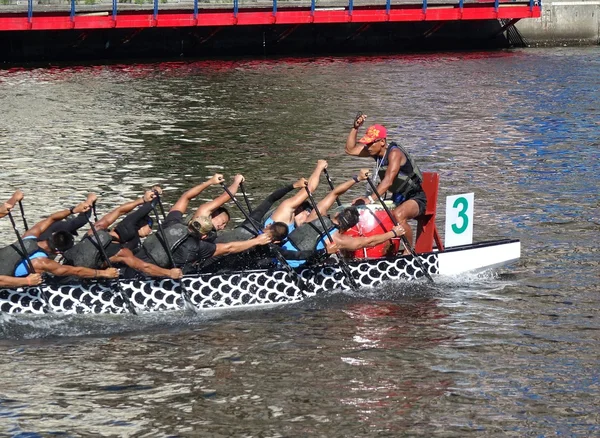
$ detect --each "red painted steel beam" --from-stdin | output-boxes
[0,6,541,32]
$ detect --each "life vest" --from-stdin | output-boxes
[376,142,423,198]
[62,230,113,269]
[141,222,190,268]
[0,239,41,276]
[286,216,337,252]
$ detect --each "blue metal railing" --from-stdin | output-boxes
[19,1,541,27]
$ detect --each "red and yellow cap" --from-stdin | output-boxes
[358,124,387,144]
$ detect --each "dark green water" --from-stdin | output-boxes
[0,47,598,436]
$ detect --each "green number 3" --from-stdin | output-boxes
[451,197,469,234]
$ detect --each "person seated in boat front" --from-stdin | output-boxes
[135,174,273,272]
[284,169,405,266]
[346,113,426,253]
[0,198,119,281]
[262,160,328,234]
[62,188,183,280]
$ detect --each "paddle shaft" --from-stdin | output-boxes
[323,169,342,207]
[89,201,98,223]
[303,185,360,291]
[239,182,253,214]
[84,215,137,314]
[220,183,309,293]
[7,211,35,274]
[18,201,29,230]
[150,199,196,311]
[365,176,434,283]
[155,195,167,221]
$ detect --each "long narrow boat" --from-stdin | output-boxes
[0,173,521,315]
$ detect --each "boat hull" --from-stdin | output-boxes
[0,239,520,315]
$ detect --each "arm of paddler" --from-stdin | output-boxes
[270,160,327,224]
[23,195,95,239]
[345,113,371,157]
[194,174,244,220]
[0,190,24,219]
[0,273,42,288]
[333,225,405,252]
[212,233,272,257]
[109,248,182,280]
[31,257,119,279]
[306,169,370,223]
[170,174,224,214]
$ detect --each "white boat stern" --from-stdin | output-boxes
[437,240,521,276]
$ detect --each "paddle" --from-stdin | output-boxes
[239,182,253,214]
[154,189,167,221]
[6,211,52,312]
[323,169,342,207]
[84,214,138,314]
[303,184,360,291]
[365,176,434,284]
[18,201,29,231]
[149,196,197,313]
[220,182,310,295]
[91,201,99,223]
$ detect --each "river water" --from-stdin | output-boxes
[0,47,598,436]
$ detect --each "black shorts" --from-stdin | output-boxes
[392,189,427,217]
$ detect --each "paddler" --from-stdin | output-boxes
[283,169,406,266]
[135,174,273,272]
[346,113,427,252]
[214,177,308,244]
[262,160,328,234]
[0,191,43,288]
[191,174,246,233]
[62,188,183,280]
[0,197,119,281]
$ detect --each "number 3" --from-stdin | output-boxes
[451,197,469,234]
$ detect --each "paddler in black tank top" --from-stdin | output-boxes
[345,113,427,254]
[0,190,43,288]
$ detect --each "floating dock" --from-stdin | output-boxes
[0,0,542,61]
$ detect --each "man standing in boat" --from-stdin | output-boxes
[345,113,427,252]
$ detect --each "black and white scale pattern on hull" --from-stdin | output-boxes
[0,254,438,314]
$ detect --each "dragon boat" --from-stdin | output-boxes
[0,173,520,315]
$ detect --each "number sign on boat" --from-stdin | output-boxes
[444,193,474,248]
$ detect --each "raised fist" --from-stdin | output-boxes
[354,112,367,129]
